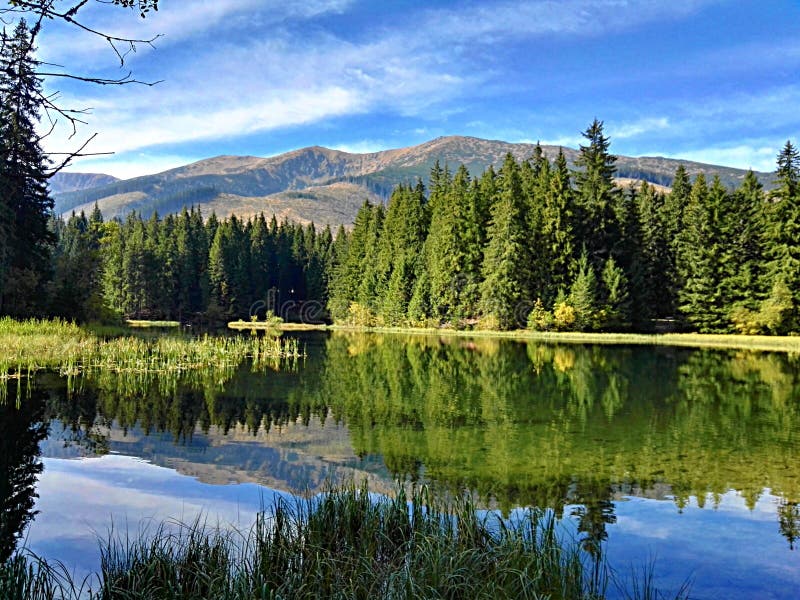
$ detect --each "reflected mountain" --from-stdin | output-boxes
[7,332,800,549]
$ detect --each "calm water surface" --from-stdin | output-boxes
[2,332,799,598]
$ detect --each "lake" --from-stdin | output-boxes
[2,331,799,598]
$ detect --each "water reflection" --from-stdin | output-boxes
[0,393,48,562]
[5,332,800,555]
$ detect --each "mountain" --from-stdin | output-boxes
[52,136,774,226]
[48,171,119,196]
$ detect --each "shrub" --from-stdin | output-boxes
[553,302,577,331]
[527,298,554,331]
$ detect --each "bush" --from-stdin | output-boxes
[553,302,576,331]
[527,298,554,331]
[346,303,378,327]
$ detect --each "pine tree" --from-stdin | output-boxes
[569,250,598,331]
[635,182,670,323]
[540,150,576,303]
[479,154,532,329]
[725,170,765,310]
[0,21,54,316]
[676,175,728,332]
[573,119,620,269]
[327,201,376,321]
[762,142,800,331]
[425,165,479,321]
[600,256,630,330]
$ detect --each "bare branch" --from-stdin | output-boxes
[46,131,111,176]
[36,70,162,86]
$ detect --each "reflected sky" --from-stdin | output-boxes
[8,334,800,599]
[23,454,800,600]
[26,455,289,579]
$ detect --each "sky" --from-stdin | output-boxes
[30,0,800,179]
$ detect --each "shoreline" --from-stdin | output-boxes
[232,323,800,353]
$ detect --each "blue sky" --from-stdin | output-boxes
[34,0,800,179]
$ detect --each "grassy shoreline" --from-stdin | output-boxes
[0,484,686,600]
[0,318,304,379]
[228,320,327,331]
[327,324,800,352]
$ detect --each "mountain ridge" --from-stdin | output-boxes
[53,136,774,226]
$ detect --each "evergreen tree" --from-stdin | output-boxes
[573,119,619,269]
[327,201,376,321]
[540,150,576,303]
[49,212,95,320]
[377,184,428,324]
[0,21,54,316]
[774,141,800,200]
[355,204,384,311]
[569,250,598,331]
[635,182,671,323]
[762,142,800,331]
[725,170,765,310]
[479,154,532,329]
[660,165,692,315]
[600,256,630,330]
[676,175,728,332]
[425,165,478,321]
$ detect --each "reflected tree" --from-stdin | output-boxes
[0,392,47,562]
[778,499,799,550]
[570,482,617,592]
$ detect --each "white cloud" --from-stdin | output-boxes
[35,0,728,167]
[65,152,198,179]
[610,117,670,139]
[539,135,584,148]
[330,140,390,154]
[661,144,779,172]
[36,0,355,67]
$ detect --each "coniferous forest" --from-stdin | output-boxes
[2,21,800,334]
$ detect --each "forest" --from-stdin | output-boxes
[26,124,800,335]
[2,20,800,334]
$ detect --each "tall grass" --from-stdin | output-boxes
[0,484,688,600]
[0,318,304,384]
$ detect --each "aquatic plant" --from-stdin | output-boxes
[0,318,304,383]
[0,484,689,600]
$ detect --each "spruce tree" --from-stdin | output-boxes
[762,142,800,331]
[425,165,478,321]
[726,171,765,310]
[600,256,630,330]
[676,175,728,332]
[327,201,376,321]
[635,182,671,322]
[569,250,598,331]
[540,150,576,303]
[479,154,532,329]
[573,119,620,269]
[0,21,54,316]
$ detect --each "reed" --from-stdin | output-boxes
[0,318,305,383]
[1,484,688,600]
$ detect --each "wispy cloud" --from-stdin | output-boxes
[36,0,789,177]
[330,140,390,154]
[662,144,779,172]
[609,117,670,139]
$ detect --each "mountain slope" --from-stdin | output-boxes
[53,136,774,226]
[49,171,119,195]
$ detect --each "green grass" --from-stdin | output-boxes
[125,320,181,328]
[228,320,327,331]
[0,484,688,600]
[330,324,800,352]
[0,318,305,381]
